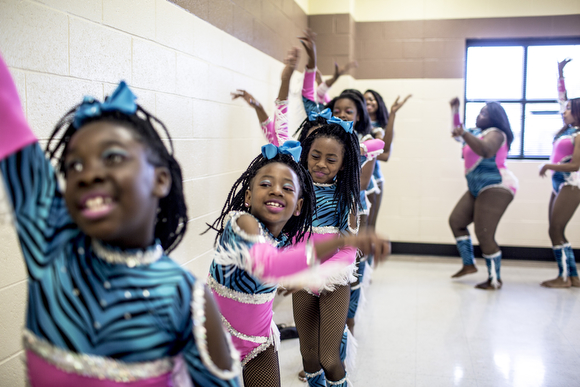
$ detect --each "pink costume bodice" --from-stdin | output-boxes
[462,128,508,174]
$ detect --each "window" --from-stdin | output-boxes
[464,38,580,159]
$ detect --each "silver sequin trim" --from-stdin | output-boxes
[22,329,173,382]
[191,281,241,380]
[224,211,277,246]
[305,369,324,378]
[327,374,348,385]
[312,226,340,234]
[92,240,163,267]
[313,182,335,188]
[221,317,268,344]
[207,276,275,305]
[240,337,274,368]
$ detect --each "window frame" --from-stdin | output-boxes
[464,37,580,160]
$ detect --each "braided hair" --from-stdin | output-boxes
[45,105,187,254]
[206,153,315,245]
[364,89,389,129]
[326,92,372,137]
[294,114,328,145]
[300,123,361,215]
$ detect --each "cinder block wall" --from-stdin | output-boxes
[0,0,308,384]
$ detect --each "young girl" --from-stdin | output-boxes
[364,91,412,238]
[0,54,241,386]
[293,122,368,387]
[449,98,518,290]
[537,59,580,288]
[205,142,389,387]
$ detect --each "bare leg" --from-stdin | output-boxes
[449,191,477,277]
[543,186,580,287]
[473,188,514,289]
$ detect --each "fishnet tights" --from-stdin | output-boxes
[242,344,281,387]
[292,285,350,381]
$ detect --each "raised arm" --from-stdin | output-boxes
[231,89,269,124]
[316,61,358,104]
[558,58,571,116]
[377,94,412,161]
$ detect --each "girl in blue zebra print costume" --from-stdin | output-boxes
[204,142,390,387]
[0,54,240,387]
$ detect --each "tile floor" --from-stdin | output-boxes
[274,255,580,387]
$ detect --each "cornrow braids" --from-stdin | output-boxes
[206,153,315,245]
[326,92,372,137]
[45,105,187,254]
[364,89,389,129]
[299,123,361,215]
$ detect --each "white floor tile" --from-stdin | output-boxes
[275,255,580,386]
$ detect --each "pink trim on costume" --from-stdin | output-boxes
[26,350,172,387]
[260,100,289,146]
[558,78,567,114]
[360,138,385,160]
[211,292,274,361]
[302,68,317,101]
[0,54,37,160]
[551,135,575,165]
[316,82,331,104]
[453,112,461,127]
[249,242,310,279]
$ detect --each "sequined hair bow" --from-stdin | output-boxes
[261,140,302,163]
[307,108,353,134]
[73,81,137,128]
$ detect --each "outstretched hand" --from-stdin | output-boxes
[558,58,572,77]
[539,163,549,178]
[347,229,391,264]
[390,94,412,115]
[231,89,262,109]
[281,47,301,81]
[298,29,317,69]
[334,61,358,78]
[449,97,460,111]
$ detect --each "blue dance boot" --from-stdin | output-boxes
[541,245,572,288]
[452,236,478,278]
[476,251,502,290]
[326,373,348,387]
[305,369,326,387]
[564,243,578,278]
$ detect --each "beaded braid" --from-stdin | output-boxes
[45,106,187,254]
[364,89,389,129]
[300,123,361,215]
[206,153,316,245]
[326,92,372,137]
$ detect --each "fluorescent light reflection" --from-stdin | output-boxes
[453,365,464,385]
[493,352,545,387]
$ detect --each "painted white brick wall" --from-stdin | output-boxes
[0,0,295,383]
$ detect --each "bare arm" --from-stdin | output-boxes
[298,29,317,70]
[231,89,269,123]
[453,128,505,158]
[377,94,412,162]
[202,286,235,371]
[540,136,580,176]
[278,47,300,101]
[324,61,358,88]
[360,160,374,191]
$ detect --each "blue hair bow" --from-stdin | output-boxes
[308,108,332,122]
[261,140,302,163]
[73,81,137,128]
[328,116,354,133]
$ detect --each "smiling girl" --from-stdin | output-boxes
[205,142,389,387]
[0,54,240,386]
